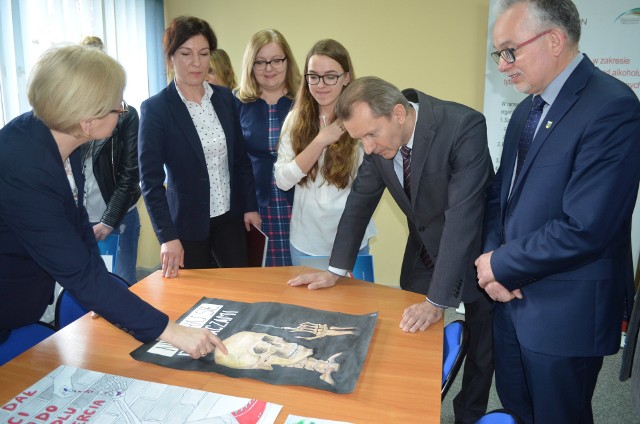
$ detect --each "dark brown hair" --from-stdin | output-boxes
[163,16,217,72]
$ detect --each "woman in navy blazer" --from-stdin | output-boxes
[139,17,260,278]
[0,44,226,359]
[235,29,300,266]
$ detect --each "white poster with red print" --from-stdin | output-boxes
[0,365,282,424]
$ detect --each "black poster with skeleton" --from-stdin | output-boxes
[131,298,378,394]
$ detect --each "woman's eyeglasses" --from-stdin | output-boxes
[110,100,129,117]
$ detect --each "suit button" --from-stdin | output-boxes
[419,226,425,231]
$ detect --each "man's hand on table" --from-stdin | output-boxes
[287,271,340,290]
[400,301,444,333]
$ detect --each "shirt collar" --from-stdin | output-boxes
[539,52,583,106]
[174,79,213,104]
[405,101,419,150]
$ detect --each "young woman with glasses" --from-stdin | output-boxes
[274,39,376,266]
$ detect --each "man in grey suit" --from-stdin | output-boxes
[288,76,494,423]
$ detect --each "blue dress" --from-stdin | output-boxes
[236,96,294,266]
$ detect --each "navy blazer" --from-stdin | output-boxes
[0,113,167,341]
[139,82,258,243]
[484,56,640,357]
[330,90,494,307]
[236,96,294,207]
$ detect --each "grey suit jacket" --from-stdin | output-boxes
[330,89,493,306]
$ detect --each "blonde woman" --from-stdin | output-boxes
[274,39,375,265]
[206,49,237,89]
[0,44,227,358]
[235,29,300,266]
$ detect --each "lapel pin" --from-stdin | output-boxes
[545,121,553,129]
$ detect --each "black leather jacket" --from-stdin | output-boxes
[81,105,141,228]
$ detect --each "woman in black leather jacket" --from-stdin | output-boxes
[81,105,141,284]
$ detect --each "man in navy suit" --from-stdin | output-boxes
[477,0,640,422]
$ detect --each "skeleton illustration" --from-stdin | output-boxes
[255,322,359,340]
[214,331,343,385]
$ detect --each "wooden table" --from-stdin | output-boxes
[0,267,443,422]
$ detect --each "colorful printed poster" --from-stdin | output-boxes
[0,365,282,423]
[131,298,378,394]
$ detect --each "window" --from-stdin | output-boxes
[0,0,165,126]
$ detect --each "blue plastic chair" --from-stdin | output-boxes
[442,319,470,399]
[349,254,375,282]
[55,272,131,329]
[98,234,119,273]
[0,322,56,366]
[475,409,523,424]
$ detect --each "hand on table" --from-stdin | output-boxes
[161,239,184,278]
[287,271,340,290]
[400,301,444,333]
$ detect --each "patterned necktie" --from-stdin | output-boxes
[400,145,433,269]
[400,145,412,198]
[516,95,546,177]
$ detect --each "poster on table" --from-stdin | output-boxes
[0,365,282,424]
[131,298,378,394]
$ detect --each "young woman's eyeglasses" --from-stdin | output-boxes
[305,72,346,86]
[110,101,129,117]
[253,57,287,71]
[490,30,552,65]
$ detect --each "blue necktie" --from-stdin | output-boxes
[516,95,546,177]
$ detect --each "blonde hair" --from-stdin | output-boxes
[209,49,237,89]
[81,35,104,50]
[236,29,300,103]
[27,44,126,135]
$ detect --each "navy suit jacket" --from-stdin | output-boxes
[484,55,640,357]
[331,90,494,306]
[0,113,167,341]
[139,82,258,243]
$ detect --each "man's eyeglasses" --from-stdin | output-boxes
[253,57,287,71]
[305,72,346,86]
[110,100,129,117]
[490,29,552,65]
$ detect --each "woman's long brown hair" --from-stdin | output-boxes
[289,39,358,189]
